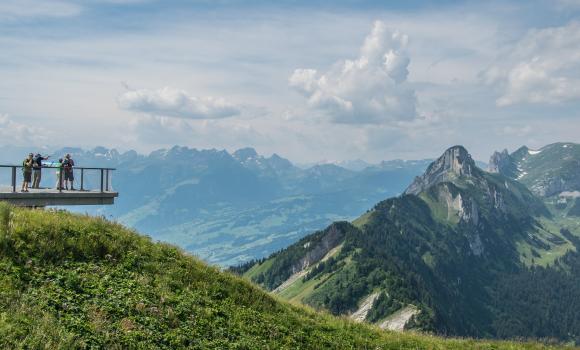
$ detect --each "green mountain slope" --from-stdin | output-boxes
[0,204,556,349]
[489,142,580,198]
[242,146,580,344]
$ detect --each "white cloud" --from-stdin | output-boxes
[483,21,580,106]
[118,87,241,119]
[0,0,81,20]
[0,114,47,145]
[289,21,418,125]
[497,125,533,137]
[128,114,270,152]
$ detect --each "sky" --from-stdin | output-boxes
[1,0,580,163]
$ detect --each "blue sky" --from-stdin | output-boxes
[1,0,580,162]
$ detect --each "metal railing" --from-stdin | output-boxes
[0,165,116,193]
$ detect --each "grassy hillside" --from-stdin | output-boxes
[0,204,560,349]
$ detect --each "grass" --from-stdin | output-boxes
[277,273,323,303]
[0,203,569,349]
[514,198,580,267]
[353,211,373,228]
[274,243,344,302]
[244,257,274,280]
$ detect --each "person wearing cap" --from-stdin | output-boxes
[32,153,49,189]
[63,153,75,190]
[21,153,33,192]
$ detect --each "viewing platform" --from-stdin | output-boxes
[0,165,118,207]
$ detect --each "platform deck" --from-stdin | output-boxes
[0,187,118,206]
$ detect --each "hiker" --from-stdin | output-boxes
[21,153,33,192]
[55,158,64,190]
[32,153,49,189]
[63,154,75,190]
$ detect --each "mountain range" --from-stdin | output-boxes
[0,145,432,266]
[239,143,580,343]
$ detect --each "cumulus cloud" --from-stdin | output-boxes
[118,87,241,119]
[289,21,418,124]
[482,21,580,106]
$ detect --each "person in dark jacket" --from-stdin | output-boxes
[63,154,75,190]
[32,153,49,189]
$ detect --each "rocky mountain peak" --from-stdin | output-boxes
[488,149,512,173]
[233,147,259,161]
[404,145,477,195]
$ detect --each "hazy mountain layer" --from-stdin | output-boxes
[0,145,430,266]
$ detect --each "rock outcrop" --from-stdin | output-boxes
[488,149,518,177]
[405,146,477,195]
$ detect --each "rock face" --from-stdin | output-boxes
[405,146,477,195]
[379,305,420,331]
[291,223,344,274]
[488,149,515,175]
[350,292,380,323]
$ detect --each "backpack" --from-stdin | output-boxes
[63,159,71,170]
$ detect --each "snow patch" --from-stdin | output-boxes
[563,144,569,148]
[517,171,528,179]
[560,191,580,199]
[528,149,541,155]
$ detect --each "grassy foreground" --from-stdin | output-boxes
[0,204,567,349]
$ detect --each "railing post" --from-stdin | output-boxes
[105,169,109,191]
[80,169,84,191]
[100,169,104,193]
[11,166,16,193]
[59,169,63,193]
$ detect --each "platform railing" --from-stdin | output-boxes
[0,165,116,194]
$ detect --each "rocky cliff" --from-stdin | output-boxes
[405,146,478,195]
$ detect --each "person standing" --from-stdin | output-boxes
[55,158,64,190]
[21,153,33,192]
[63,154,75,190]
[32,153,49,189]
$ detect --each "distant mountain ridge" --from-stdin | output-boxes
[0,145,432,266]
[489,142,580,197]
[241,144,580,343]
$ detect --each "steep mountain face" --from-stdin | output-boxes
[242,145,580,343]
[405,146,477,195]
[489,142,580,197]
[488,149,519,178]
[0,145,430,266]
[3,205,548,349]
